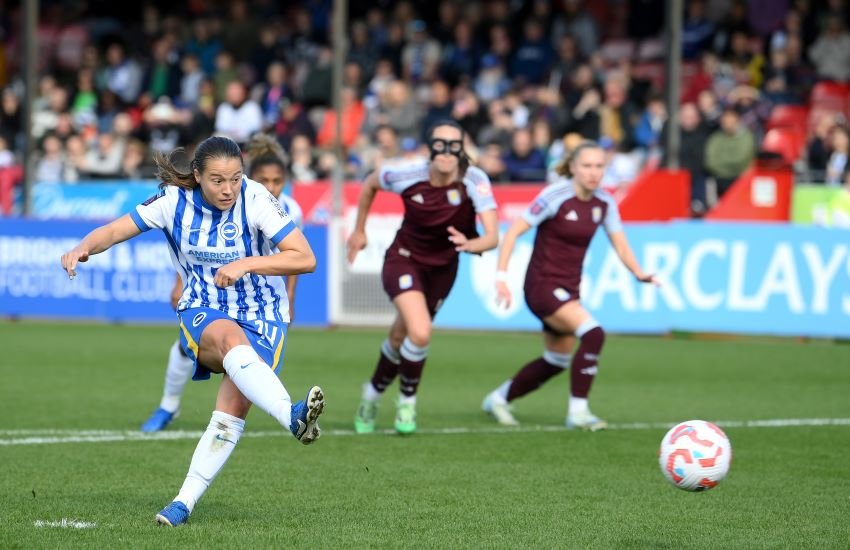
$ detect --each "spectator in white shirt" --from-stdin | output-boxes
[214,81,262,146]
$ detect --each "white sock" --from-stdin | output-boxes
[493,380,512,404]
[222,345,292,429]
[569,396,589,417]
[160,340,194,413]
[399,394,416,406]
[362,381,381,402]
[175,410,244,512]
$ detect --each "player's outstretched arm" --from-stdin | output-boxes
[448,209,499,254]
[60,214,142,279]
[494,217,532,308]
[346,170,381,264]
[607,230,658,285]
[214,229,316,287]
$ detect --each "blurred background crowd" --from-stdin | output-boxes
[1,0,849,215]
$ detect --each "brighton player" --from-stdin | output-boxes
[347,120,499,435]
[140,134,304,432]
[482,140,657,430]
[60,136,324,526]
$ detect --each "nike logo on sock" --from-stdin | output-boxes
[239,363,250,369]
[214,434,236,445]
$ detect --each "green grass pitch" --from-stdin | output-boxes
[1,321,849,548]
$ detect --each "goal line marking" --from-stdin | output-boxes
[1,417,848,446]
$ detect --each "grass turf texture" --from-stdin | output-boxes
[1,321,848,548]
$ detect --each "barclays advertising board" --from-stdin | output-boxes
[437,221,850,338]
[0,218,328,325]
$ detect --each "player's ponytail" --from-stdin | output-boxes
[555,139,602,179]
[246,134,288,179]
[154,136,243,190]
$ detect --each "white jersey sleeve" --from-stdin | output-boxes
[243,179,296,246]
[278,193,304,229]
[377,159,430,193]
[131,186,179,231]
[600,193,623,234]
[521,181,573,227]
[462,166,497,213]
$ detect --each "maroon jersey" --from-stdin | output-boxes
[522,180,622,293]
[379,160,497,267]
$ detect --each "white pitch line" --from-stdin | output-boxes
[1,418,848,446]
[34,519,97,529]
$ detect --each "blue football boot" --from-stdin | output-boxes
[155,501,190,527]
[141,407,178,432]
[290,386,325,444]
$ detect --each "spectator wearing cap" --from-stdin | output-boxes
[705,106,755,198]
[474,54,510,103]
[401,20,441,84]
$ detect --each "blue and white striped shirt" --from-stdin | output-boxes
[131,176,297,323]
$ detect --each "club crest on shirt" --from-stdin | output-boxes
[218,221,241,241]
[399,274,413,289]
[592,206,602,223]
[446,189,461,206]
[553,288,571,301]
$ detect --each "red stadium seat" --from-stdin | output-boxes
[809,81,850,112]
[767,105,810,136]
[761,128,804,164]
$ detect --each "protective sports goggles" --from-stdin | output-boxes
[429,138,464,156]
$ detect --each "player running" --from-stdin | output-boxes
[482,140,657,431]
[347,120,499,435]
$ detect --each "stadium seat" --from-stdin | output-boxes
[761,128,804,165]
[809,81,850,112]
[767,105,810,136]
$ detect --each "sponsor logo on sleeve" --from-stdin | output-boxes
[530,199,547,215]
[141,189,166,206]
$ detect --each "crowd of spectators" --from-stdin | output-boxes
[1,0,849,216]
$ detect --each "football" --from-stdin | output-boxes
[659,420,732,491]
